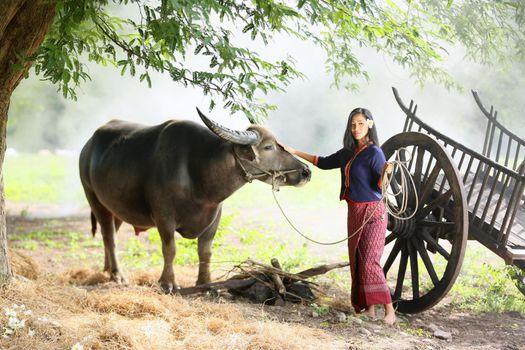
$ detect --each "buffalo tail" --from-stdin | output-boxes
[91,212,97,237]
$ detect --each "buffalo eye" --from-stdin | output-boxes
[263,144,274,151]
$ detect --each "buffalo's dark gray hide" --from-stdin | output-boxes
[79,109,311,293]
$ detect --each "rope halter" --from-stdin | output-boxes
[232,147,303,191]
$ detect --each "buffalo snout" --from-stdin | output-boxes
[301,165,312,181]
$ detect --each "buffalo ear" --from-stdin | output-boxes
[235,144,258,162]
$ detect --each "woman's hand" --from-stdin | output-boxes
[276,141,317,164]
[276,140,296,155]
[385,162,394,174]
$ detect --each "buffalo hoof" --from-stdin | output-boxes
[110,271,127,284]
[160,282,181,295]
[196,277,211,286]
[195,276,211,286]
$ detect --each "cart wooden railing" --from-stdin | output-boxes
[472,90,525,173]
[473,90,525,213]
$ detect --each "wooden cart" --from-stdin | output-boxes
[381,87,525,313]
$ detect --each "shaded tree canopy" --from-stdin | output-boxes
[28,0,525,122]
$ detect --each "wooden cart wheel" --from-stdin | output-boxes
[381,132,468,313]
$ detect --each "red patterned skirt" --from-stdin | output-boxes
[347,200,391,313]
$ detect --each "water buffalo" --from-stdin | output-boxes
[79,108,311,292]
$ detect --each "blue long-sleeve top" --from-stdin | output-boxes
[313,143,387,202]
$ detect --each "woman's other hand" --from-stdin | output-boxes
[385,162,394,174]
[381,162,394,190]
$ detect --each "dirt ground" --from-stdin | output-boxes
[4,208,525,350]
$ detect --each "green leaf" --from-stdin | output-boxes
[194,44,204,55]
[242,23,254,33]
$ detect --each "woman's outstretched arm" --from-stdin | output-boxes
[277,141,317,164]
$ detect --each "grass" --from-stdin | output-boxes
[447,243,525,313]
[9,228,67,250]
[4,153,84,204]
[7,210,318,278]
[121,211,317,273]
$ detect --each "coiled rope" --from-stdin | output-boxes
[273,148,418,245]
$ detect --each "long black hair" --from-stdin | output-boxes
[343,107,380,153]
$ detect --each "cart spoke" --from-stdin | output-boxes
[398,147,408,163]
[389,174,404,208]
[394,246,409,299]
[408,239,420,299]
[416,189,453,220]
[383,238,402,274]
[419,220,455,228]
[420,231,450,260]
[385,232,399,245]
[412,236,440,286]
[413,147,424,195]
[420,163,442,205]
[440,230,456,240]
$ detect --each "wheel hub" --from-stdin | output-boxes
[387,208,416,239]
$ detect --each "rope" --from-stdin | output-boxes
[272,190,377,245]
[384,147,419,221]
[272,148,417,246]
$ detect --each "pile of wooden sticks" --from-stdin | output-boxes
[178,259,349,304]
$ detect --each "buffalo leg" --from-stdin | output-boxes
[197,209,221,285]
[106,217,123,271]
[103,249,111,272]
[99,216,126,283]
[114,217,123,232]
[83,190,125,283]
[157,222,178,294]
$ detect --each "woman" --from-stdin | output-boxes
[280,107,396,325]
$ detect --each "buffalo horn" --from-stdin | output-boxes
[196,107,261,145]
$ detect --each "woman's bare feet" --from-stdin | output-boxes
[365,305,376,318]
[383,303,396,325]
[383,312,396,325]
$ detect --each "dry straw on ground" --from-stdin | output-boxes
[2,250,345,349]
[9,249,40,280]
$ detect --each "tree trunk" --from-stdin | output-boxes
[0,95,10,283]
[0,0,56,284]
